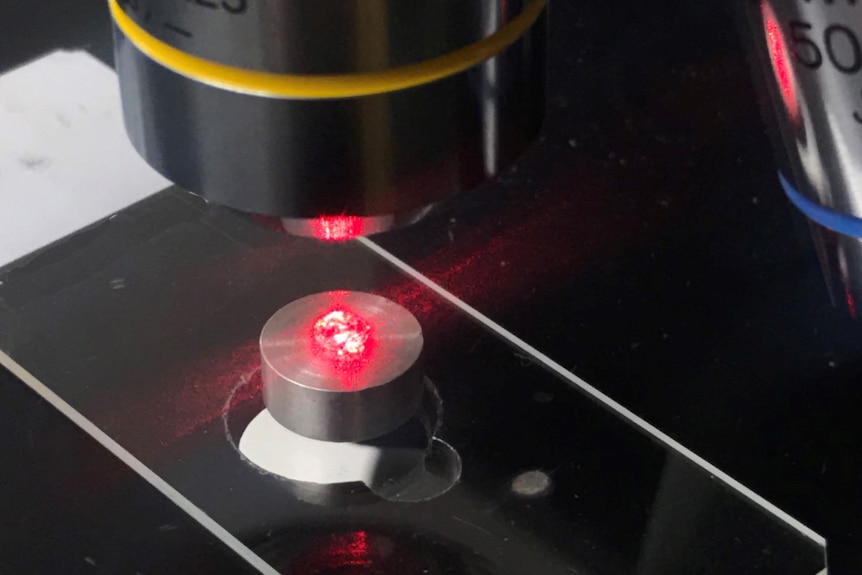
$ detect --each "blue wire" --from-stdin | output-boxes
[778,171,862,238]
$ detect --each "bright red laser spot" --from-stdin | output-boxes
[762,1,799,121]
[313,308,372,359]
[313,216,364,241]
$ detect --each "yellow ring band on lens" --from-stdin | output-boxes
[109,0,546,100]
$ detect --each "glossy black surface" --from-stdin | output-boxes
[372,2,862,571]
[0,190,823,574]
[0,365,256,574]
[2,0,860,571]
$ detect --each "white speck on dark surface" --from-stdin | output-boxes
[511,470,552,497]
[84,557,96,566]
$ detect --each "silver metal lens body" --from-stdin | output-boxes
[259,291,425,442]
[111,0,546,222]
[745,1,862,311]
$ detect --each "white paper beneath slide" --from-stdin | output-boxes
[0,50,170,267]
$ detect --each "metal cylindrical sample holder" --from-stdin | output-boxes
[744,1,862,314]
[260,291,424,442]
[109,0,547,227]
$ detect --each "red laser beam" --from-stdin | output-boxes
[313,216,364,241]
[762,1,799,122]
[310,303,377,389]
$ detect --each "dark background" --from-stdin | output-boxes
[1,0,860,572]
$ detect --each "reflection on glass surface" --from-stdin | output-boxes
[0,191,826,574]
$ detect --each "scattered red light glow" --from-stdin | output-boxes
[287,531,432,574]
[345,530,371,566]
[313,308,372,358]
[847,286,857,318]
[313,216,364,241]
[288,532,395,575]
[762,1,799,121]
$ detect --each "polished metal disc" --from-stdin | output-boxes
[260,291,424,442]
